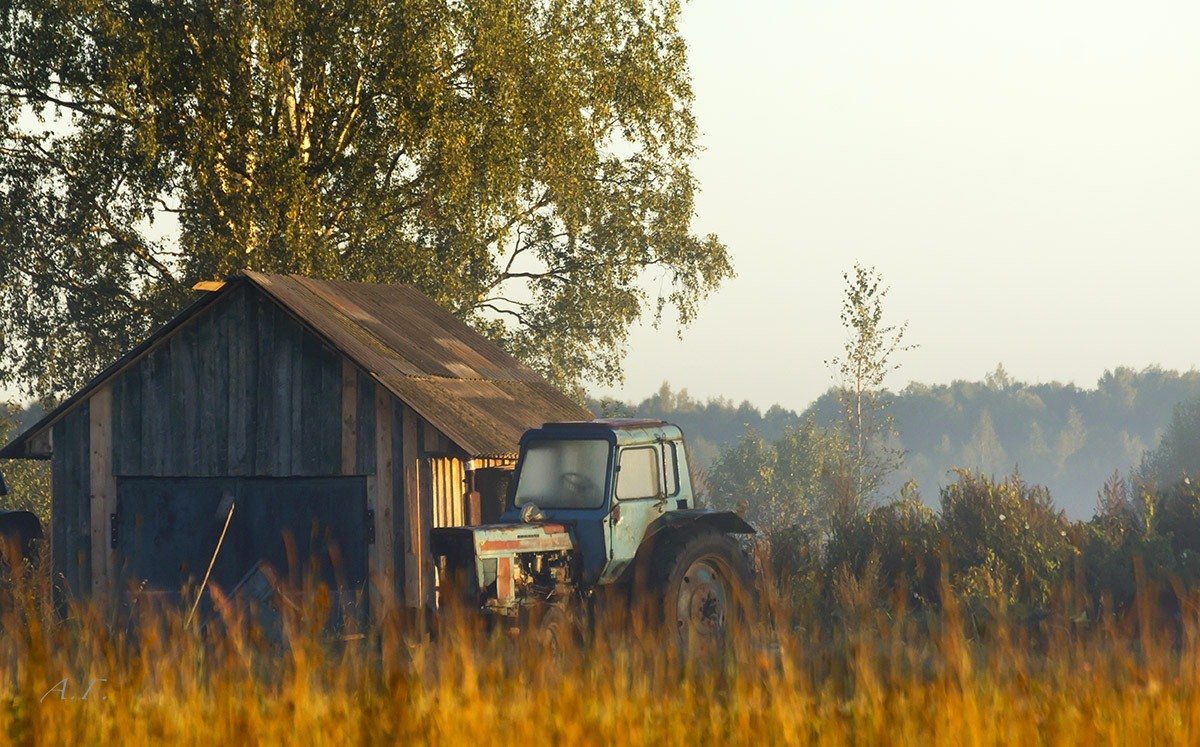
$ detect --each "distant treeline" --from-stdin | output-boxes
[591,365,1200,518]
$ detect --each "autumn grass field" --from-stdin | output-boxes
[3,562,1200,746]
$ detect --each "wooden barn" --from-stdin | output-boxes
[0,271,588,614]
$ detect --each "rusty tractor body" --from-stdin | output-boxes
[432,419,756,643]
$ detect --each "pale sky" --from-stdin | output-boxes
[594,0,1200,412]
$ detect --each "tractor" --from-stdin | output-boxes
[431,419,756,645]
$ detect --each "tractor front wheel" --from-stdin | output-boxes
[650,530,756,648]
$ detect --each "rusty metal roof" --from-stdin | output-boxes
[245,272,546,383]
[1,271,589,460]
[242,272,588,457]
[378,376,588,459]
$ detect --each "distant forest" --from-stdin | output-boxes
[7,365,1200,521]
[591,365,1200,519]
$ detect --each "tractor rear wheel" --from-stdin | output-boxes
[649,530,756,648]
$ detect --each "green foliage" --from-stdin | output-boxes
[704,419,845,538]
[818,470,1076,621]
[1080,474,1200,613]
[823,482,940,606]
[760,522,824,608]
[0,0,731,398]
[1079,523,1174,614]
[1137,399,1200,489]
[1153,478,1200,559]
[814,467,1200,622]
[0,404,50,523]
[939,470,1074,613]
[825,263,911,506]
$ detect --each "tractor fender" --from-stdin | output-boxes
[617,509,755,587]
[645,509,756,540]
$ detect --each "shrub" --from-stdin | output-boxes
[1082,476,1200,615]
[823,482,940,608]
[939,470,1074,617]
[1153,477,1200,562]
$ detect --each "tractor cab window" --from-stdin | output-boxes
[663,442,679,496]
[513,438,610,509]
[616,446,662,500]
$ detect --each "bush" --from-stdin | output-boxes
[1153,477,1200,560]
[939,470,1074,617]
[761,521,824,614]
[1083,477,1200,614]
[705,420,844,536]
[823,482,940,608]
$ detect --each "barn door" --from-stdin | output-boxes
[114,476,369,608]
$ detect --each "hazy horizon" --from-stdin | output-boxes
[594,0,1200,412]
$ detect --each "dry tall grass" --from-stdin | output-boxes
[2,552,1199,746]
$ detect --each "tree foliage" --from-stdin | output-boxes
[939,470,1073,613]
[0,0,731,399]
[823,482,940,606]
[1137,398,1200,489]
[825,263,911,506]
[0,403,50,522]
[704,419,845,535]
[803,365,1200,518]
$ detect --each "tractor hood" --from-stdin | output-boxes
[431,522,576,561]
[472,522,574,556]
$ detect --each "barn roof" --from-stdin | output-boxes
[1,271,588,460]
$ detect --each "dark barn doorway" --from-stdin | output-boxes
[115,476,369,614]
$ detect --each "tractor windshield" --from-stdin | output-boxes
[513,438,610,510]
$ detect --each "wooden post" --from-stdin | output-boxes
[89,385,117,604]
[464,458,480,526]
[417,422,434,608]
[372,387,395,617]
[340,358,357,475]
[401,405,423,607]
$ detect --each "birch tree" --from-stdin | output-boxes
[826,263,912,508]
[0,0,731,399]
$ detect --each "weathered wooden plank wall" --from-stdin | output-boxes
[427,454,514,529]
[402,406,424,607]
[429,457,464,529]
[354,370,376,475]
[372,385,396,609]
[340,359,413,612]
[51,403,91,597]
[110,286,342,478]
[340,359,357,475]
[89,385,116,601]
[389,400,406,607]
